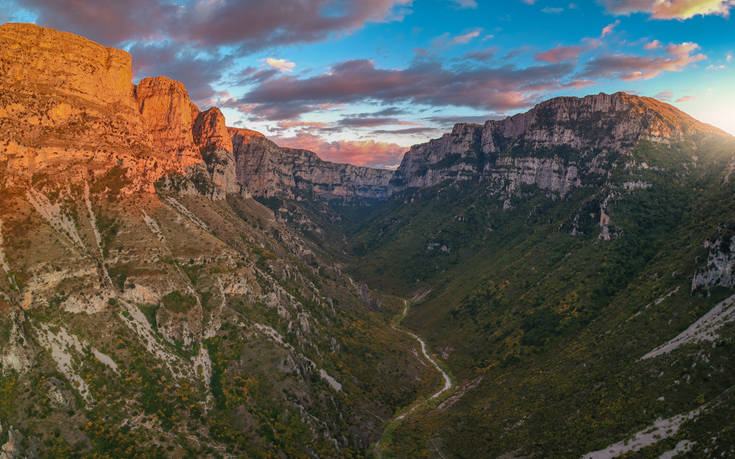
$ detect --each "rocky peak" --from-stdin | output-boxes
[134,76,202,169]
[229,127,266,151]
[392,92,729,194]
[194,107,233,153]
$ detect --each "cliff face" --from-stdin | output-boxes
[0,23,217,194]
[0,29,432,458]
[391,92,727,196]
[0,22,393,202]
[0,22,134,108]
[230,132,394,201]
[134,76,202,170]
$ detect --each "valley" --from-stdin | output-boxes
[374,300,455,457]
[1,21,735,458]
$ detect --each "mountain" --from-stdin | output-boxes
[0,23,436,456]
[3,21,735,459]
[345,93,735,456]
[390,92,725,194]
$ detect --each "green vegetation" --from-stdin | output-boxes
[160,291,197,314]
[338,135,735,456]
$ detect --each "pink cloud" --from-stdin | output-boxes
[452,30,482,44]
[238,59,577,119]
[19,0,413,49]
[581,42,706,81]
[535,45,586,63]
[644,40,662,49]
[277,120,330,129]
[273,133,406,168]
[601,20,620,37]
[560,79,598,89]
[675,94,698,102]
[602,0,734,19]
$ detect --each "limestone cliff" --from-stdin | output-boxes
[391,92,727,196]
[0,22,394,202]
[134,76,202,170]
[229,132,393,201]
[194,107,233,153]
[0,23,214,194]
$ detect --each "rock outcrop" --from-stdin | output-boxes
[391,92,727,196]
[194,107,233,153]
[0,22,134,108]
[0,23,209,194]
[134,76,202,170]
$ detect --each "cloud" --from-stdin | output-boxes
[371,126,442,135]
[277,120,331,130]
[337,116,420,127]
[19,0,413,50]
[18,0,168,44]
[675,94,698,102]
[426,114,503,126]
[462,47,498,62]
[644,40,662,49]
[728,52,733,62]
[535,45,586,63]
[654,90,673,101]
[272,132,407,168]
[432,29,483,48]
[264,58,295,73]
[559,79,598,89]
[452,30,482,44]
[449,0,478,8]
[602,0,734,19]
[16,0,415,111]
[128,41,233,103]
[238,59,578,119]
[601,20,620,37]
[580,42,706,81]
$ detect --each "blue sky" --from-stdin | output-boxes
[2,0,734,167]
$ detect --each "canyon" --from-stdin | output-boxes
[2,22,735,458]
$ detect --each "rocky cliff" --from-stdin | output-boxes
[230,131,393,201]
[0,22,393,203]
[391,92,727,197]
[0,23,431,456]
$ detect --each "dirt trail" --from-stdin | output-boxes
[374,301,454,457]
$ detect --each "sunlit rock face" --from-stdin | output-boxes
[134,76,203,171]
[390,92,725,196]
[0,23,208,194]
[0,22,134,108]
[194,107,233,153]
[0,22,395,203]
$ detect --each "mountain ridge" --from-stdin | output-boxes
[3,21,735,458]
[4,22,730,205]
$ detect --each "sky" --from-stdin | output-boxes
[2,0,734,168]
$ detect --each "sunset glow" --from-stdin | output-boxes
[4,0,732,167]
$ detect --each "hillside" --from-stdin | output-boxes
[0,23,436,456]
[3,21,735,459]
[343,94,735,456]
